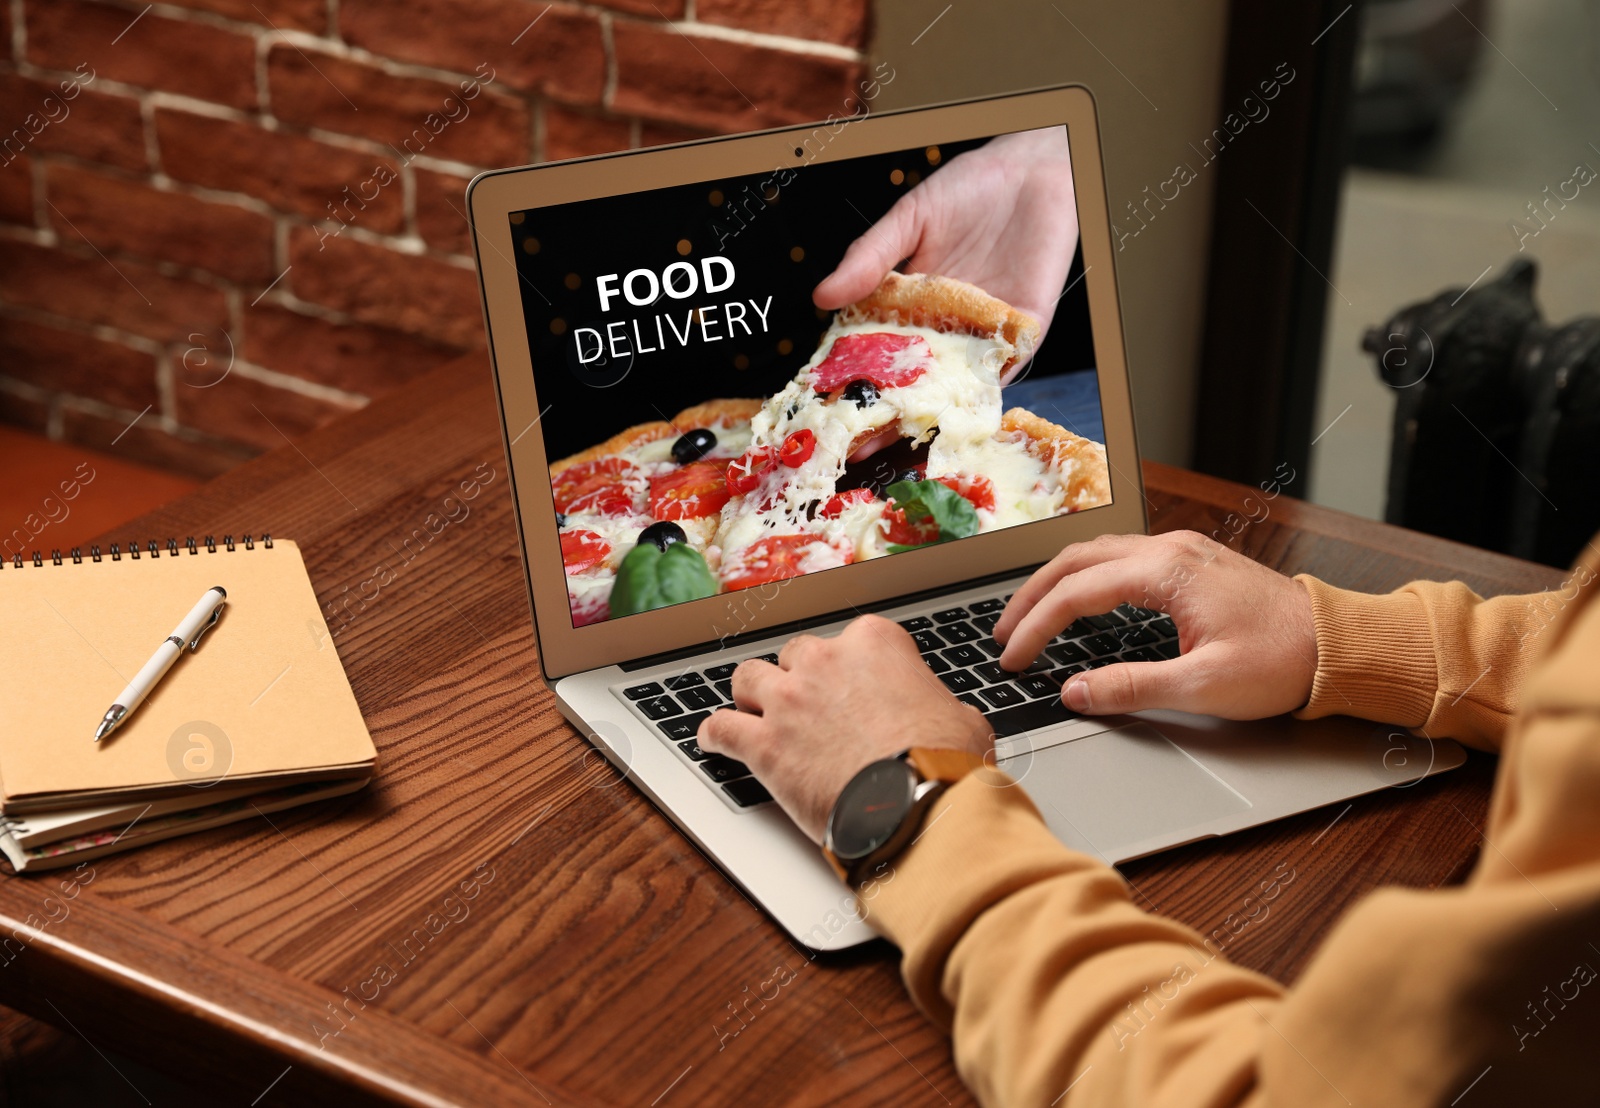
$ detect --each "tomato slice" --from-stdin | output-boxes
[648,461,730,520]
[560,529,611,574]
[553,457,639,516]
[881,505,939,546]
[722,534,850,591]
[726,447,777,496]
[819,488,875,518]
[811,333,932,393]
[936,474,996,512]
[779,428,816,468]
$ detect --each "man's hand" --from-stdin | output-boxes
[813,127,1079,363]
[698,615,993,843]
[994,531,1319,719]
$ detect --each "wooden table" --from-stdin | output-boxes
[0,354,1565,1106]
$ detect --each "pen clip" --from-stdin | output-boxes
[188,600,227,651]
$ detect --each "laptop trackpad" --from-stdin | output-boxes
[1002,723,1253,863]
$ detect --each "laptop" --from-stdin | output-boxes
[468,85,1464,950]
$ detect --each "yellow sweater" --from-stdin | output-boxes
[864,553,1600,1106]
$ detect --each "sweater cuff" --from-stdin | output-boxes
[1293,575,1438,728]
[857,766,1113,1027]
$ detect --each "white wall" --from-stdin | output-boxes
[870,0,1232,464]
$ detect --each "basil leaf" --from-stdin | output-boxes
[884,478,980,553]
[609,541,718,617]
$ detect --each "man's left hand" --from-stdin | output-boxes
[698,614,994,842]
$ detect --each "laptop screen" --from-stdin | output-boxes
[510,124,1112,628]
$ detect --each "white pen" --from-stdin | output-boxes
[94,586,228,742]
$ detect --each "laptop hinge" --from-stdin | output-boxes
[617,562,1045,671]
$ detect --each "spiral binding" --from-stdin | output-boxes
[2,534,272,569]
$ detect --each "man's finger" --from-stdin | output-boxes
[698,708,762,757]
[999,553,1170,671]
[730,658,780,712]
[994,534,1153,644]
[1062,655,1200,715]
[812,193,922,310]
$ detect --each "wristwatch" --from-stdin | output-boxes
[822,747,987,885]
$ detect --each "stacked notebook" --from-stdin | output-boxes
[0,537,376,871]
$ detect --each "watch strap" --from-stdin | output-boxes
[905,746,989,783]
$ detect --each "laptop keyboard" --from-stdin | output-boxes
[615,596,1180,811]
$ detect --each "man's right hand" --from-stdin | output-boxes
[994,531,1319,719]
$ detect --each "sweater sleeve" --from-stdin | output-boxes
[862,555,1600,1107]
[1291,573,1578,751]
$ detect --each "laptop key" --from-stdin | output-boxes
[1153,640,1181,660]
[932,607,970,624]
[978,683,1026,710]
[705,662,738,680]
[940,644,985,667]
[1047,641,1090,665]
[1149,615,1178,639]
[1118,625,1160,647]
[938,620,981,644]
[677,736,712,760]
[715,679,734,700]
[755,653,780,664]
[1079,612,1122,632]
[922,652,951,674]
[1083,632,1122,657]
[976,638,1004,658]
[1015,673,1060,699]
[1122,646,1162,663]
[700,755,751,783]
[968,597,1005,614]
[912,629,944,652]
[676,686,721,711]
[659,712,711,741]
[984,697,1080,737]
[973,661,1006,684]
[722,777,773,808]
[624,682,664,700]
[636,696,682,720]
[957,692,987,711]
[940,670,983,693]
[971,612,1000,634]
[1051,665,1089,684]
[664,673,705,690]
[898,616,934,632]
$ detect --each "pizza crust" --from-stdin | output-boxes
[1001,407,1112,511]
[840,272,1041,378]
[550,399,764,475]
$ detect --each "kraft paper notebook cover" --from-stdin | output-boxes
[0,537,376,814]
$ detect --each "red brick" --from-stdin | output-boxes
[589,0,684,17]
[413,168,473,255]
[240,303,463,394]
[267,46,530,169]
[639,120,714,148]
[156,109,403,231]
[613,24,861,132]
[340,0,605,102]
[26,0,256,110]
[697,0,869,48]
[0,313,157,411]
[287,228,483,348]
[0,158,32,225]
[0,380,51,431]
[174,370,360,452]
[0,239,228,343]
[45,163,277,284]
[154,0,325,33]
[0,72,146,172]
[59,403,254,478]
[543,104,630,161]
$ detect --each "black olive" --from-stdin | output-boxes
[638,521,687,551]
[556,512,567,528]
[840,379,879,407]
[895,467,925,485]
[670,428,717,464]
[784,401,800,419]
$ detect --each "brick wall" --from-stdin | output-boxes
[0,0,867,477]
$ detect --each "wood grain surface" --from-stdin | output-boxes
[0,354,1567,1106]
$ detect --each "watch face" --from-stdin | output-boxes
[830,758,917,862]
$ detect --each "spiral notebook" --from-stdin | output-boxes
[0,536,376,852]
